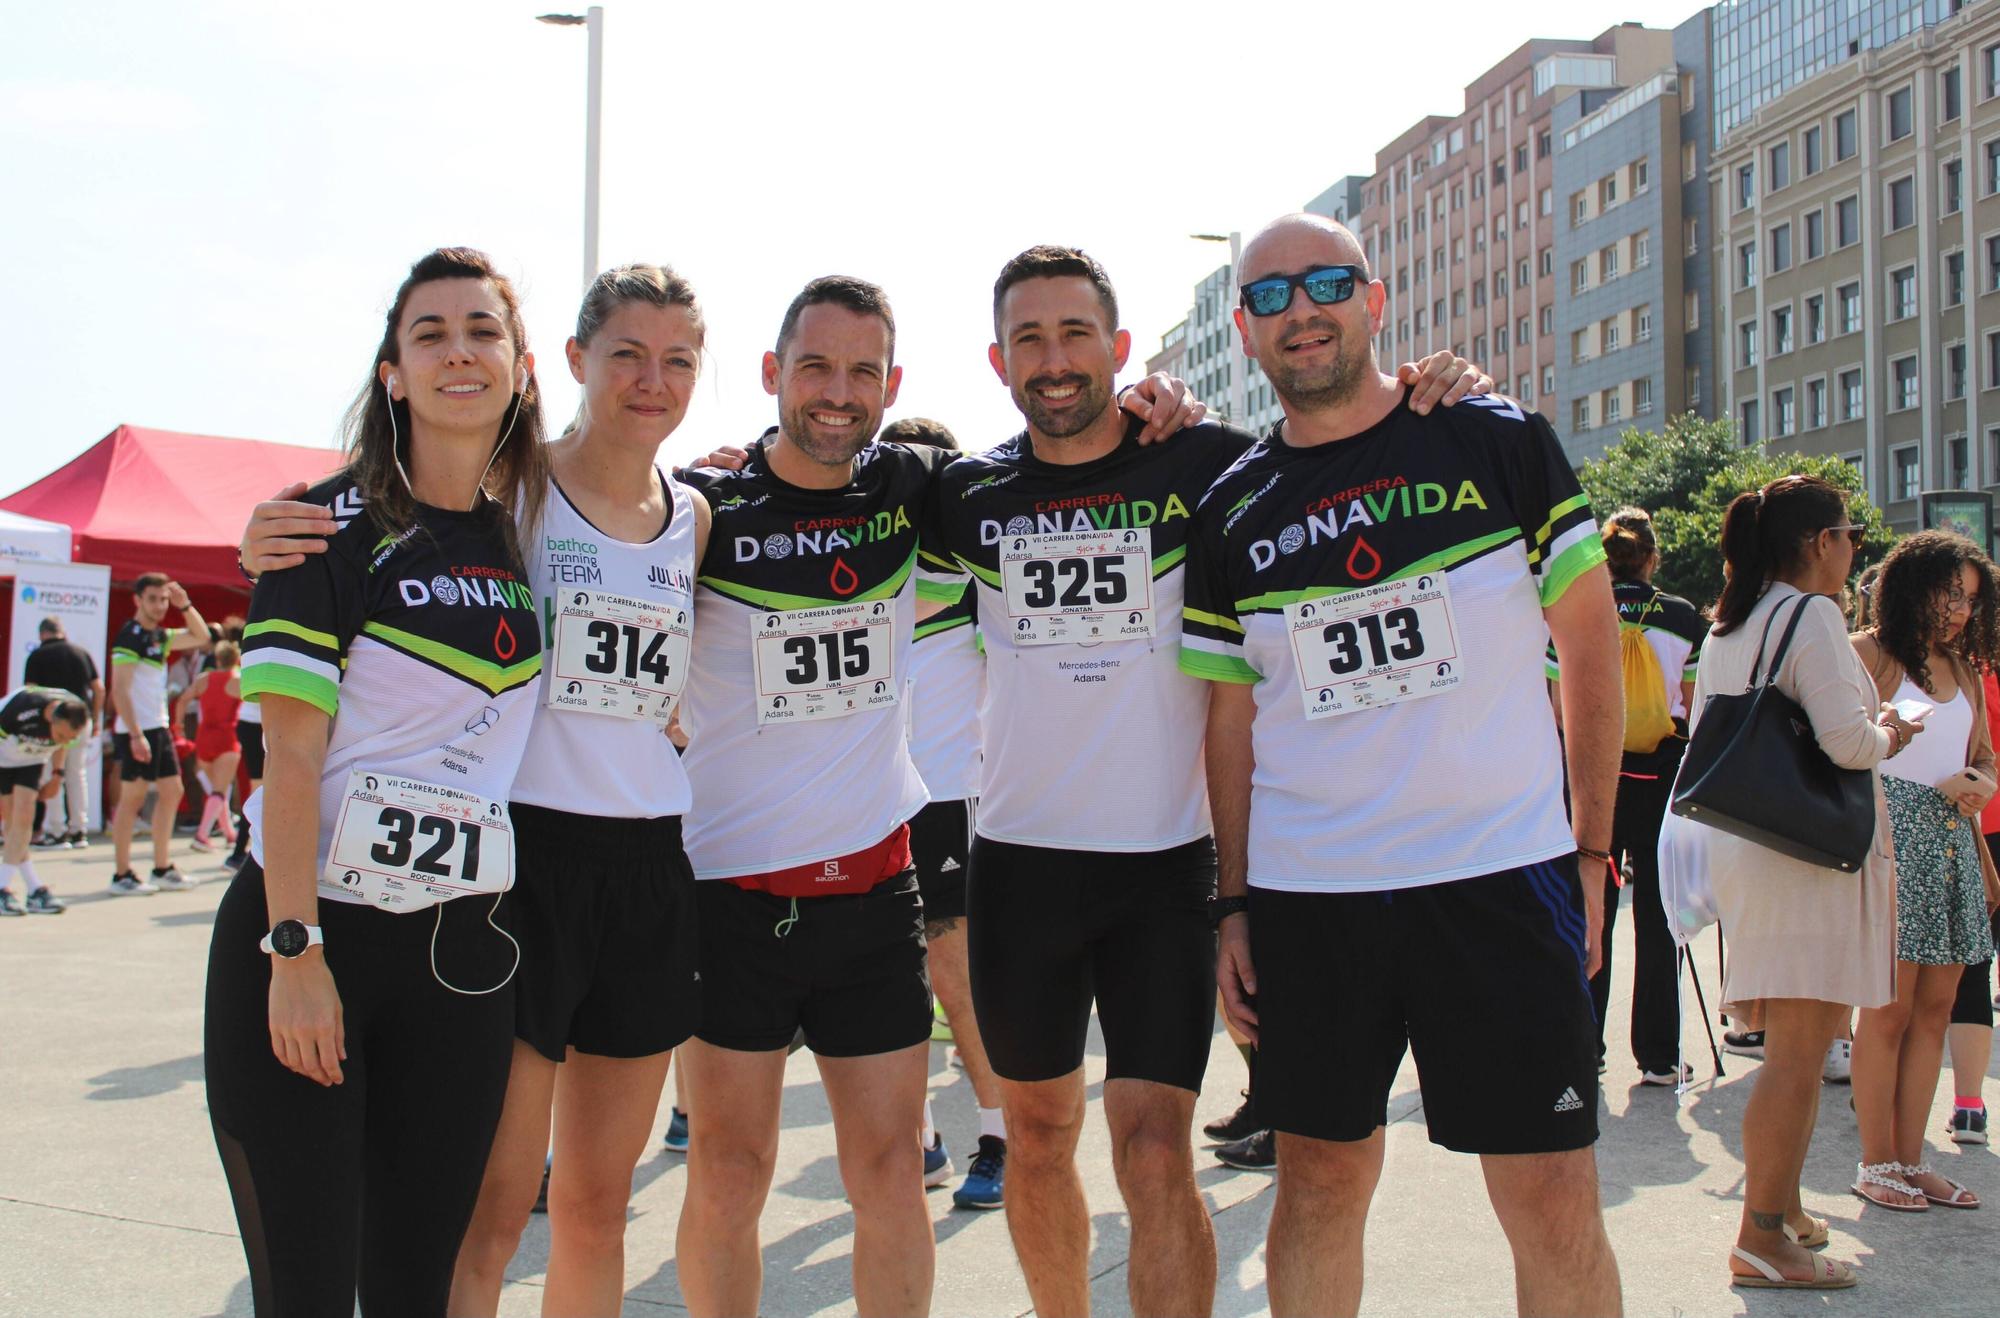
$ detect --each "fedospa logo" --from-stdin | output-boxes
[18,586,102,610]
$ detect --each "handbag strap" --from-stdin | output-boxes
[1747,593,1819,690]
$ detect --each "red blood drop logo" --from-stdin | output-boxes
[493,616,518,660]
[829,557,860,597]
[1345,535,1383,582]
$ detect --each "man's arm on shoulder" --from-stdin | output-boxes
[1543,562,1620,978]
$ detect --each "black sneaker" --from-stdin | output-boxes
[31,832,65,849]
[221,851,247,872]
[25,887,66,915]
[1215,1128,1275,1171]
[1720,1029,1765,1059]
[0,890,23,917]
[1203,1092,1259,1143]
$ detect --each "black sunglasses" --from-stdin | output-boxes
[1240,265,1365,317]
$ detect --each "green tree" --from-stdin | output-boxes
[1578,413,1893,609]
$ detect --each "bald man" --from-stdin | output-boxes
[1183,214,1625,1317]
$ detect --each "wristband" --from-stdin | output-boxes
[237,551,258,585]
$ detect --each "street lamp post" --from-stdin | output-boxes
[1191,231,1246,426]
[537,8,604,292]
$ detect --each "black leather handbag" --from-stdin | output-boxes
[1670,592,1876,872]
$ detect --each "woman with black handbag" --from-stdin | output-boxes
[1691,475,1919,1291]
[1850,530,2000,1214]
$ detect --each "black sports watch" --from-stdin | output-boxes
[1207,895,1250,928]
[258,920,324,958]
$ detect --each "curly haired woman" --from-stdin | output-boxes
[1851,530,2000,1212]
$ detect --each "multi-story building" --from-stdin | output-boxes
[1144,316,1187,381]
[1554,12,1717,462]
[1714,0,2000,527]
[1354,24,1689,460]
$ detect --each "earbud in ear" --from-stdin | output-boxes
[386,374,399,394]
[517,366,528,393]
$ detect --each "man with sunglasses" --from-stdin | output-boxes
[1183,212,1624,1317]
[918,245,1491,1317]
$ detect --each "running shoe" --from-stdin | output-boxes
[922,1133,954,1188]
[952,1136,1006,1210]
[1948,1105,1988,1145]
[662,1107,690,1153]
[1720,1029,1765,1059]
[222,851,247,872]
[25,887,66,915]
[532,1154,551,1214]
[31,832,65,849]
[1640,1063,1693,1087]
[108,872,157,896]
[931,1000,954,1043]
[1822,1038,1853,1084]
[1203,1092,1259,1143]
[1215,1128,1275,1171]
[153,867,197,891]
[0,890,23,917]
[64,831,87,849]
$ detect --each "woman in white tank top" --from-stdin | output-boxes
[1851,530,2000,1215]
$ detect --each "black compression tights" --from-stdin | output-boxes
[204,862,517,1316]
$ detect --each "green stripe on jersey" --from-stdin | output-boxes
[241,665,339,718]
[1234,527,1519,613]
[110,651,140,666]
[1184,607,1244,635]
[1179,648,1260,684]
[701,546,918,612]
[1528,493,1592,560]
[1538,537,1608,607]
[244,617,340,651]
[916,576,968,604]
[915,612,973,641]
[360,622,544,695]
[1151,544,1186,577]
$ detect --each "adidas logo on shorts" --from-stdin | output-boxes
[939,858,961,873]
[1552,1086,1584,1113]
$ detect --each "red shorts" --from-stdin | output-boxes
[724,825,913,898]
[194,727,240,762]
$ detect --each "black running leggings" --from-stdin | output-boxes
[204,861,517,1316]
[1589,763,1680,1073]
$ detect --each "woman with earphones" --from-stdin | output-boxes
[204,247,551,1316]
[237,264,714,1316]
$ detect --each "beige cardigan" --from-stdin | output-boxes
[1854,634,2000,912]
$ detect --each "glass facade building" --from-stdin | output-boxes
[1714,0,1974,142]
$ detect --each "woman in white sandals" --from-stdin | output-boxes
[1692,476,1913,1291]
[1852,530,2000,1215]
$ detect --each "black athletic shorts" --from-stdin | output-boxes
[117,727,179,782]
[505,804,701,1064]
[237,720,266,780]
[909,798,971,923]
[0,762,45,793]
[968,835,1217,1092]
[694,870,930,1058]
[1250,858,1601,1155]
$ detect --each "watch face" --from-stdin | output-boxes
[270,920,309,957]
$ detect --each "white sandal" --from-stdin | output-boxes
[1900,1162,1980,1209]
[1851,1161,1927,1212]
[1729,1246,1857,1290]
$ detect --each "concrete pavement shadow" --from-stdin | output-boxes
[1591,1078,1706,1209]
[197,1277,253,1317]
[86,1052,203,1100]
[151,908,218,927]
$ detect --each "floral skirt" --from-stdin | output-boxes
[1884,776,1996,966]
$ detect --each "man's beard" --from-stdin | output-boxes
[1264,318,1369,412]
[1014,372,1112,439]
[781,400,879,467]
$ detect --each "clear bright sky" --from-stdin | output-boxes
[1,0,1707,496]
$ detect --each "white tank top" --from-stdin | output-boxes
[508,474,698,819]
[908,598,981,802]
[1884,676,1972,791]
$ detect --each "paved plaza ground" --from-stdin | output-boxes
[3,837,1995,1316]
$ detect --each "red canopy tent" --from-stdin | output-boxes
[0,425,345,608]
